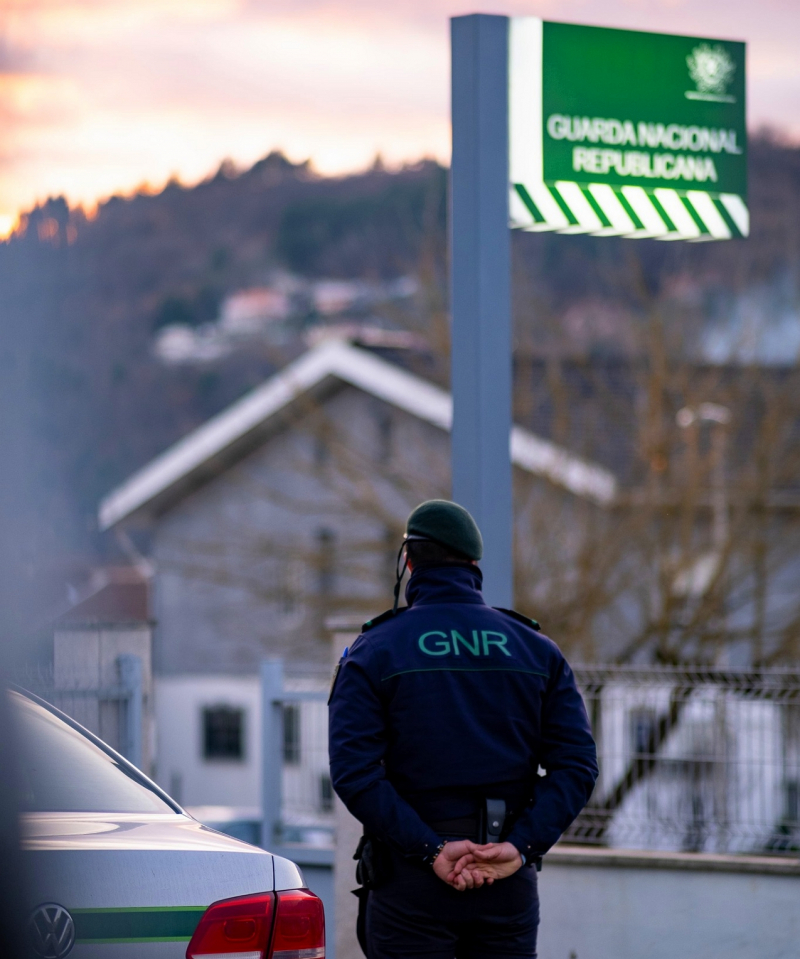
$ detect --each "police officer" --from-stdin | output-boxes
[329,500,598,959]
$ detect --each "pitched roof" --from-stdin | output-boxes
[98,339,617,530]
[54,568,150,627]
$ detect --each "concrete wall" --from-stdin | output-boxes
[330,835,800,959]
[538,847,800,959]
[333,796,363,959]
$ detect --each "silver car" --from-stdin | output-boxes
[14,689,325,959]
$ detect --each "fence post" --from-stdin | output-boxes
[261,659,285,850]
[117,654,143,769]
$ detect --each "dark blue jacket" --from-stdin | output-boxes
[328,563,598,863]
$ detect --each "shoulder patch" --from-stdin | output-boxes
[493,607,541,632]
[362,607,408,632]
[327,661,342,705]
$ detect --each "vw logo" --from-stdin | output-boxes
[28,903,75,959]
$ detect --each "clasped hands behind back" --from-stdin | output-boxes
[432,840,523,891]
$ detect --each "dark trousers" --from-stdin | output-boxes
[365,851,539,959]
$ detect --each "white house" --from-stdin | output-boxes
[98,337,616,809]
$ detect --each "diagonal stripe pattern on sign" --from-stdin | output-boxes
[510,182,749,241]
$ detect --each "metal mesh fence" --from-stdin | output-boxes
[12,661,144,766]
[566,666,800,856]
[280,669,334,847]
[276,664,800,856]
[19,660,800,857]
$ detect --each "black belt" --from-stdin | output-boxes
[428,803,543,872]
[429,799,507,843]
[428,816,481,840]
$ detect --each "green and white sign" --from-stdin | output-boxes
[509,19,748,240]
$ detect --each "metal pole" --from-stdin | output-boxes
[450,14,513,608]
[261,658,284,849]
[710,425,729,553]
[117,654,143,769]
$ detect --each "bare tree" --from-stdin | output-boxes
[152,157,800,668]
[512,243,800,666]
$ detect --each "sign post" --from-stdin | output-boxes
[450,14,513,608]
[449,15,747,604]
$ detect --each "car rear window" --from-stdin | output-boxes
[11,692,176,814]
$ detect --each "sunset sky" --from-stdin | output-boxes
[1,0,799,237]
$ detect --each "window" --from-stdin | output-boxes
[278,558,304,624]
[283,704,301,764]
[384,526,398,591]
[316,528,336,596]
[320,773,334,812]
[313,433,329,468]
[203,706,244,760]
[11,691,175,814]
[630,708,657,757]
[169,771,183,805]
[376,409,393,463]
[786,781,800,822]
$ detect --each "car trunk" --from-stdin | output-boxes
[22,812,303,957]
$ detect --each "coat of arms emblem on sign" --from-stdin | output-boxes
[686,43,736,103]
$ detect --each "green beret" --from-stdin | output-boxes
[405,500,483,561]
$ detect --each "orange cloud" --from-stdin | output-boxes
[0,0,798,222]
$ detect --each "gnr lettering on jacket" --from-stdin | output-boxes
[418,630,511,657]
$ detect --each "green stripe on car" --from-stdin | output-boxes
[72,906,206,943]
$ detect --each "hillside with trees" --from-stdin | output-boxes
[1,137,798,613]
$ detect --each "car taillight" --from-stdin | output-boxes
[271,889,325,959]
[186,892,274,959]
[186,889,324,959]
